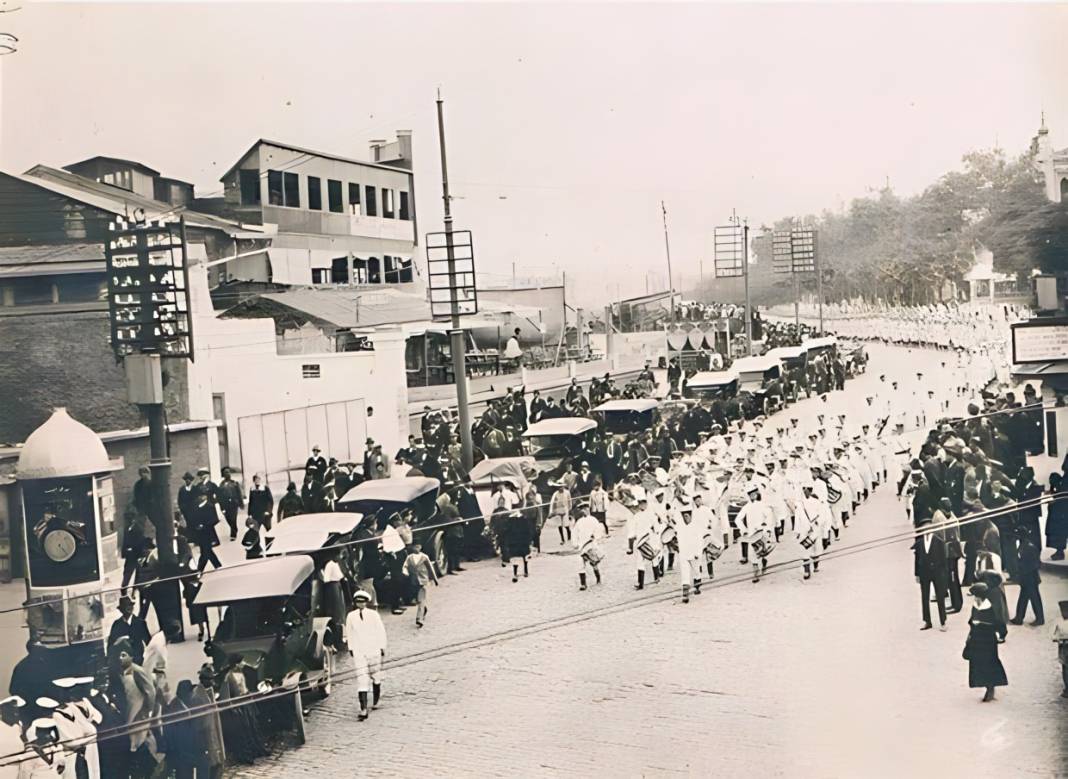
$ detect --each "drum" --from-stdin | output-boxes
[636,534,657,560]
[750,528,775,559]
[799,526,817,550]
[581,542,605,566]
[660,525,678,552]
[702,533,724,561]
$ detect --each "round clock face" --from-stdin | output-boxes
[43,529,77,563]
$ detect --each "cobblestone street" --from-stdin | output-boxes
[234,346,1068,778]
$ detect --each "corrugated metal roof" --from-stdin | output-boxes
[223,286,543,330]
[0,243,103,268]
[220,138,412,182]
[16,166,265,236]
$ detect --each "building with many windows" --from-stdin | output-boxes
[205,134,418,287]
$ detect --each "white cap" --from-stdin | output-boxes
[0,695,24,707]
[35,697,59,710]
[53,678,77,690]
[354,589,372,602]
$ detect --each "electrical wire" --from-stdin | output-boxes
[1,487,1057,765]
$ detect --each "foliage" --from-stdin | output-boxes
[696,145,1058,306]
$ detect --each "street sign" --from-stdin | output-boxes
[772,231,793,274]
[104,219,193,359]
[426,229,478,319]
[713,224,745,278]
[790,228,817,273]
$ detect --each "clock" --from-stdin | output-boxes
[43,529,78,563]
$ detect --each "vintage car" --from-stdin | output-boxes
[764,345,808,400]
[335,477,447,572]
[520,417,598,477]
[468,456,535,517]
[841,341,868,375]
[197,555,336,743]
[801,335,838,361]
[265,512,364,566]
[681,370,739,402]
[592,398,661,436]
[729,355,785,415]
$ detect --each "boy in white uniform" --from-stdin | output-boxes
[346,589,388,721]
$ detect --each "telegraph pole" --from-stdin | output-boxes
[661,201,675,324]
[435,91,474,471]
[742,218,752,355]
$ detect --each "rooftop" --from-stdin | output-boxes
[221,138,413,182]
[63,156,161,177]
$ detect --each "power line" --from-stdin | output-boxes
[0,488,1045,765]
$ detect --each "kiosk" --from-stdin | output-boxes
[16,408,123,671]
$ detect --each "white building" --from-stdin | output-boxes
[1032,116,1068,204]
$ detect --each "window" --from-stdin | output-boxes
[328,180,344,213]
[308,176,322,211]
[239,170,261,205]
[270,170,301,207]
[331,256,350,284]
[58,275,105,304]
[364,185,377,216]
[311,268,330,284]
[382,188,394,218]
[348,183,361,215]
[399,191,410,220]
[268,170,284,205]
[383,257,413,284]
[302,364,321,379]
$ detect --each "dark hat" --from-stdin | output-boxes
[118,595,134,610]
[182,471,194,481]
[968,582,989,598]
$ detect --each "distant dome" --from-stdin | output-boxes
[16,408,115,480]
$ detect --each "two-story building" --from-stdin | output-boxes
[204,135,418,288]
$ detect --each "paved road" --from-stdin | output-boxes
[234,344,1068,778]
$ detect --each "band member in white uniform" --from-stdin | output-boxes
[675,505,705,603]
[626,496,662,590]
[734,487,775,583]
[573,505,606,590]
[692,493,723,580]
[800,483,833,572]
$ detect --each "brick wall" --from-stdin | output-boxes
[1,426,211,579]
[0,310,191,444]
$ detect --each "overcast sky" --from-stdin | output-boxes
[2,2,1066,306]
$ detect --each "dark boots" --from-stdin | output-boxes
[579,572,588,591]
[635,569,645,590]
[358,691,369,720]
[372,683,382,709]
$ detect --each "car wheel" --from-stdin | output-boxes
[319,648,333,699]
[432,531,447,577]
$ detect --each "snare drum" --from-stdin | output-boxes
[702,533,724,561]
[799,527,817,550]
[660,525,678,552]
[750,529,775,559]
[581,542,605,566]
[636,534,657,560]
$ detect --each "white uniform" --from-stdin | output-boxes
[626,508,661,573]
[573,514,605,574]
[0,721,24,779]
[346,606,387,692]
[734,500,775,554]
[675,518,704,588]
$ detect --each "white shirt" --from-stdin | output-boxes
[345,607,387,657]
[503,336,522,359]
[322,560,344,583]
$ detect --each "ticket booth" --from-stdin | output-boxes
[16,408,123,671]
[1010,317,1068,482]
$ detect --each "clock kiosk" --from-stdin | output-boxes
[16,408,123,673]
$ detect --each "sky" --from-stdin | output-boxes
[1,2,1067,307]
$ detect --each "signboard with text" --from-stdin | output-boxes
[1011,318,1068,364]
[105,219,193,359]
[713,224,745,278]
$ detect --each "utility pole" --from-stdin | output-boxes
[816,246,825,333]
[742,218,752,355]
[794,272,801,327]
[435,91,474,471]
[662,200,675,324]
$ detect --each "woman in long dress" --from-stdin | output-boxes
[963,582,1008,702]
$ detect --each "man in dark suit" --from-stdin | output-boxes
[1011,526,1045,626]
[305,445,328,483]
[107,596,151,664]
[913,517,948,631]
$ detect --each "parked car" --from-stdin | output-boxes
[335,477,448,573]
[592,398,661,436]
[197,554,337,744]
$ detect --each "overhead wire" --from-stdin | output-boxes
[1,487,1060,765]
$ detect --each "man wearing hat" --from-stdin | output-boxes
[49,679,97,779]
[734,487,774,580]
[107,595,151,665]
[675,505,704,603]
[305,445,327,482]
[913,517,949,631]
[217,466,244,542]
[1010,524,1044,626]
[346,590,388,721]
[23,715,64,777]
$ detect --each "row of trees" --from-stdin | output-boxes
[698,144,1068,306]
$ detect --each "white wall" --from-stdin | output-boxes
[186,261,408,476]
